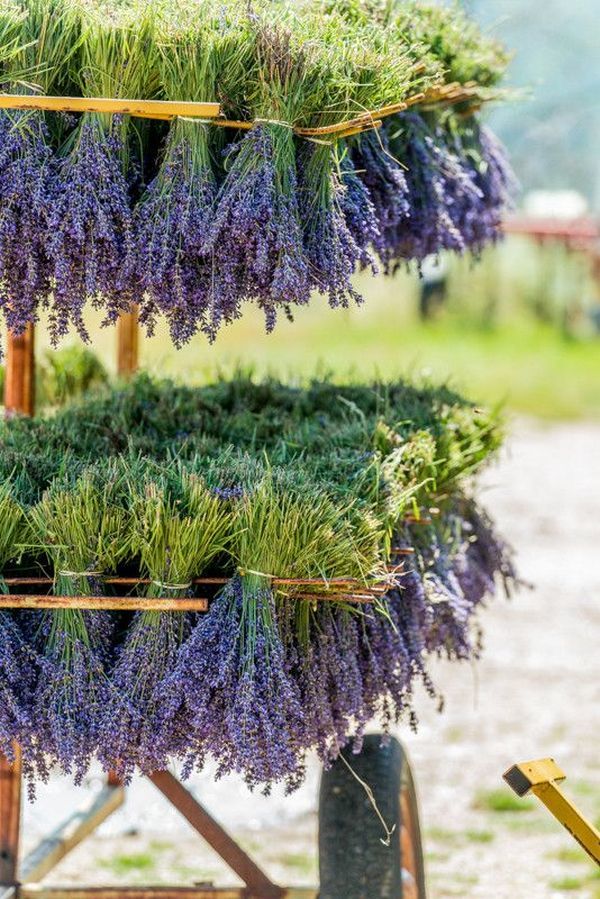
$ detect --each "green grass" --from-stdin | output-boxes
[27,262,600,422]
[550,876,586,891]
[465,829,495,844]
[99,852,156,876]
[474,788,535,813]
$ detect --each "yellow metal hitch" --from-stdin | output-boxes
[504,758,600,865]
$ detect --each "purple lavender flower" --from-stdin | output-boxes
[339,155,380,273]
[298,143,365,309]
[98,608,194,781]
[351,128,411,272]
[26,603,114,783]
[135,122,217,347]
[205,127,310,334]
[46,116,135,344]
[382,113,479,265]
[0,111,55,337]
[171,576,306,791]
[455,123,517,252]
[0,611,39,765]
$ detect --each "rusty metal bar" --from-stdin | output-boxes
[4,326,35,417]
[149,771,285,899]
[116,307,139,379]
[21,784,125,884]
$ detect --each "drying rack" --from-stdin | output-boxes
[0,86,452,898]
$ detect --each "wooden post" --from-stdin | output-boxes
[116,307,139,379]
[4,325,35,417]
[0,327,33,886]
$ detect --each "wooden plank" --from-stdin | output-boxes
[116,308,139,378]
[0,595,209,611]
[21,890,246,899]
[149,772,285,899]
[21,785,125,884]
[4,325,35,417]
[0,751,21,887]
[20,889,318,899]
[0,95,220,120]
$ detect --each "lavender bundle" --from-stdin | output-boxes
[205,22,311,333]
[100,466,231,781]
[173,474,384,790]
[0,0,79,339]
[350,127,410,273]
[26,469,131,781]
[0,483,40,772]
[448,120,518,254]
[297,17,429,307]
[135,5,245,345]
[46,4,159,342]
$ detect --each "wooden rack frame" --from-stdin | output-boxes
[0,78,493,141]
[1,317,315,899]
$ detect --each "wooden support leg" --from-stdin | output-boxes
[1,327,34,892]
[0,750,21,888]
[149,772,285,899]
[20,783,125,884]
[4,325,35,417]
[116,308,139,379]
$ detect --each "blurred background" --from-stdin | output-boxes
[6,1,600,898]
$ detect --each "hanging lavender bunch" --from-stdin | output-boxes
[100,469,230,780]
[453,500,517,604]
[26,472,131,781]
[174,575,306,791]
[135,18,221,346]
[450,121,517,253]
[135,120,216,347]
[46,117,135,342]
[350,127,410,272]
[46,7,159,342]
[291,605,367,763]
[339,152,381,272]
[205,24,312,333]
[0,110,55,338]
[0,484,43,778]
[0,0,82,344]
[358,557,438,734]
[298,141,365,308]
[385,112,484,265]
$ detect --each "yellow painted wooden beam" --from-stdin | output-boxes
[0,95,220,120]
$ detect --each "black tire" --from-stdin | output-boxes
[318,735,426,899]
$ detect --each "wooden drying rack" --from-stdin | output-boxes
[0,78,490,141]
[0,79,450,896]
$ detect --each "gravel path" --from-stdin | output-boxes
[21,421,600,897]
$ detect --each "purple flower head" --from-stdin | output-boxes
[205,126,310,336]
[0,111,55,337]
[99,608,194,781]
[135,122,217,347]
[298,143,365,309]
[28,603,114,783]
[171,576,306,791]
[46,116,135,344]
[351,128,411,272]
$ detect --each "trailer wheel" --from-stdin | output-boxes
[318,735,426,899]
